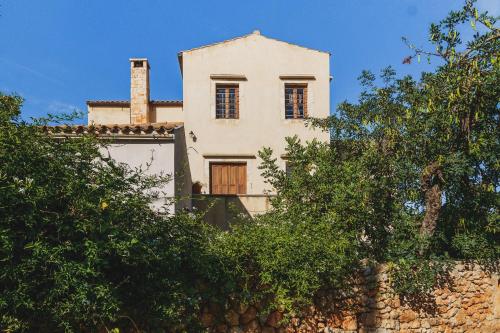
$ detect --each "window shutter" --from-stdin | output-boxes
[224,87,230,119]
[215,84,239,119]
[285,83,308,119]
[292,87,298,119]
[210,163,247,194]
[235,86,239,119]
[303,86,308,118]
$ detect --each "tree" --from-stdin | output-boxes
[400,0,499,241]
[259,0,499,293]
[0,94,225,332]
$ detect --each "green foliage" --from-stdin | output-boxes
[260,0,499,296]
[387,257,447,296]
[0,94,225,332]
[212,208,359,313]
[0,1,498,330]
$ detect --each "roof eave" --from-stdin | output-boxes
[86,100,130,107]
[51,133,175,141]
[87,100,183,107]
[178,32,330,56]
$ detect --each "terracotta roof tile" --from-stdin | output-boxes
[45,122,183,137]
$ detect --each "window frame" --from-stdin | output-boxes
[215,84,239,119]
[284,83,308,119]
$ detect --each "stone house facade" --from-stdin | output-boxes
[86,31,330,219]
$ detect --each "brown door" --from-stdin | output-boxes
[210,163,247,195]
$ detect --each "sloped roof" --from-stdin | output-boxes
[179,30,329,55]
[45,122,183,138]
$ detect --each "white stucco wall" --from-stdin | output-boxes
[181,32,330,195]
[151,105,184,123]
[102,139,176,212]
[88,105,184,125]
[88,106,131,125]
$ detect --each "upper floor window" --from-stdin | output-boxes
[285,84,307,119]
[216,84,239,119]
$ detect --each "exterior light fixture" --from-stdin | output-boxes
[189,130,197,142]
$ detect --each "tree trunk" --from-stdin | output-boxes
[420,162,443,238]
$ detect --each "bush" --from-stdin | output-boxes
[212,211,360,313]
[0,94,225,332]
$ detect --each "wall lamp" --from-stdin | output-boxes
[189,130,197,142]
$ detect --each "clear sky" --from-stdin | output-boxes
[0,0,498,122]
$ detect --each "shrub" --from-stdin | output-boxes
[0,94,225,332]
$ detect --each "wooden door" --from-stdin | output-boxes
[210,163,247,195]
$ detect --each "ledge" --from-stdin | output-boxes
[203,154,256,159]
[193,194,276,198]
[210,74,247,81]
[279,74,316,80]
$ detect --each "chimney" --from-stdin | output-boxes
[130,58,150,124]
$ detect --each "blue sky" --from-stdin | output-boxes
[0,0,498,122]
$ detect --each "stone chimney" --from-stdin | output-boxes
[130,58,150,124]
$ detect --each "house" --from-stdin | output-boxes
[86,30,331,223]
[47,122,185,214]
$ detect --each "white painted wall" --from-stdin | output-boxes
[88,106,130,125]
[151,105,184,123]
[102,139,176,212]
[86,31,331,215]
[181,32,330,194]
[88,105,184,125]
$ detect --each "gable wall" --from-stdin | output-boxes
[182,34,330,195]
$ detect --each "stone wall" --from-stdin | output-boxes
[201,263,499,333]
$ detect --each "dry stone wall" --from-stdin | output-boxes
[201,263,498,333]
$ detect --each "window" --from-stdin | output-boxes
[133,60,143,67]
[210,163,246,194]
[285,84,307,119]
[216,84,239,119]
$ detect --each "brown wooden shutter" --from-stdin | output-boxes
[235,86,239,119]
[237,164,246,194]
[216,84,239,119]
[292,87,298,119]
[285,84,308,119]
[303,85,308,118]
[211,164,221,194]
[224,87,230,119]
[210,163,247,194]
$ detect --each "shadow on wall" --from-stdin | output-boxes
[192,195,272,229]
[174,127,193,211]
